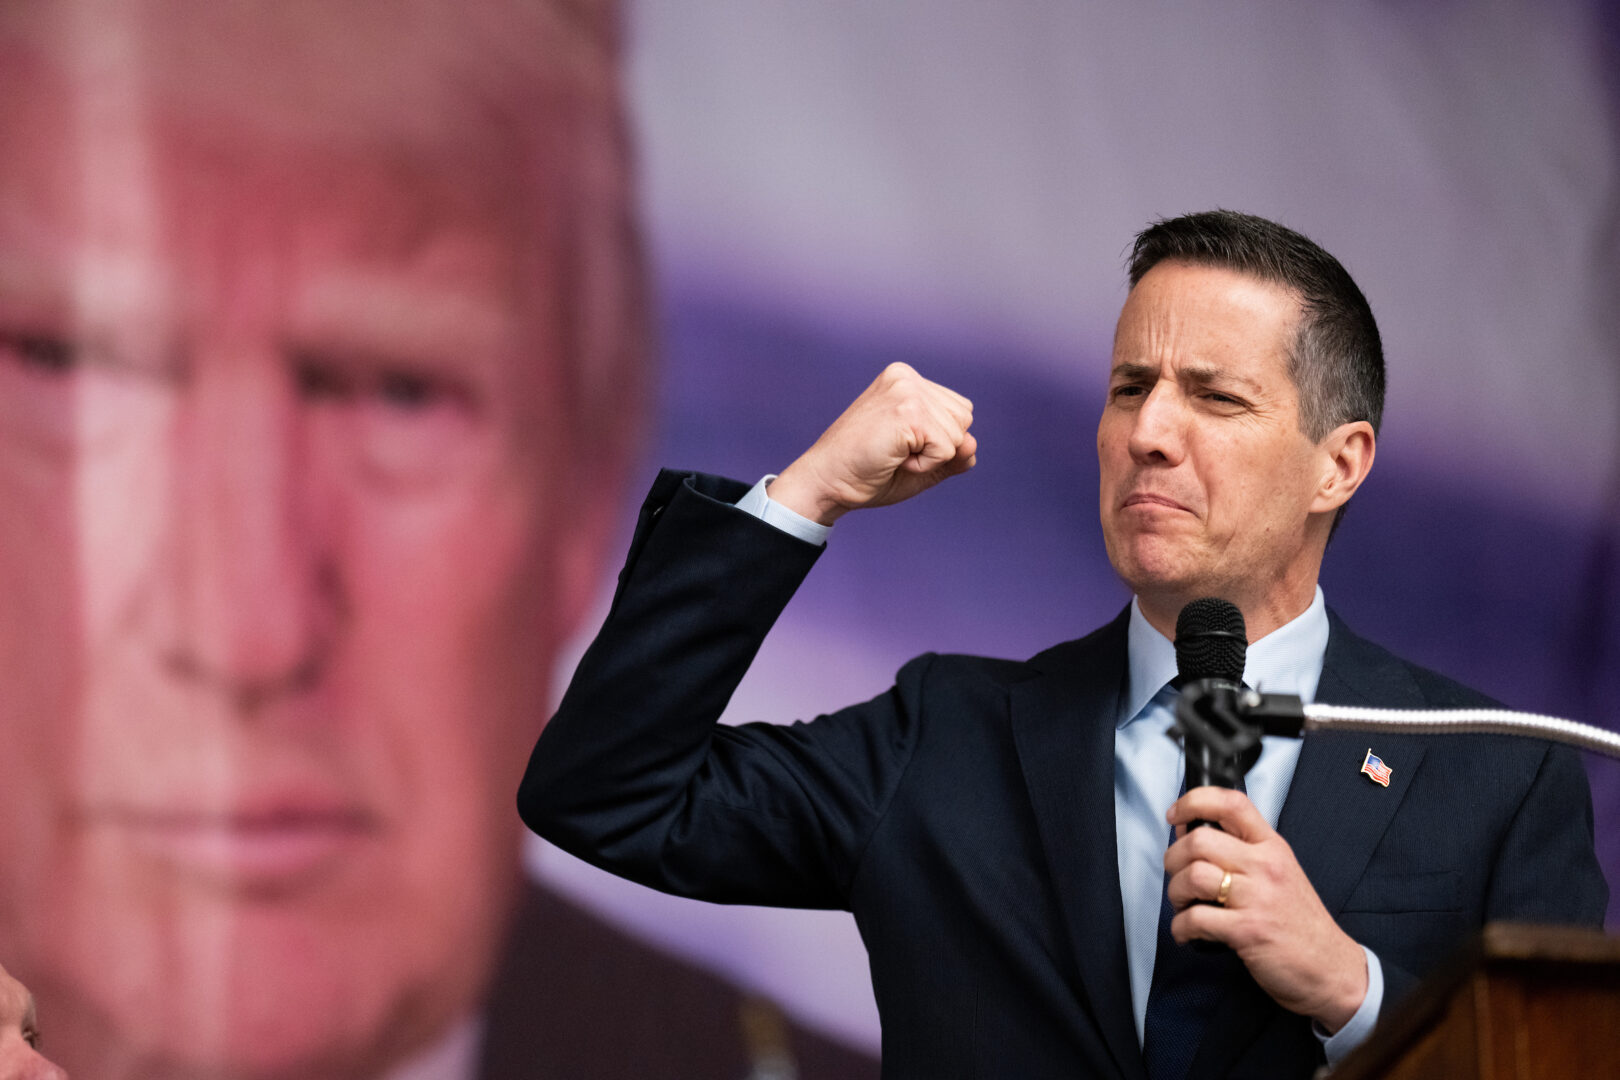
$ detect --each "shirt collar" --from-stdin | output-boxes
[1119,586,1330,727]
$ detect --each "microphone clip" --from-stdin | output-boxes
[1171,680,1310,790]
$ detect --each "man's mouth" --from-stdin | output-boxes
[91,801,382,891]
[1121,492,1191,513]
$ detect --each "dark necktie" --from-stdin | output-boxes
[1140,775,1246,1080]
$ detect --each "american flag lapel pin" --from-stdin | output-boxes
[1360,748,1392,788]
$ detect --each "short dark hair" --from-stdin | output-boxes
[1127,210,1384,441]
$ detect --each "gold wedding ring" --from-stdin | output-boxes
[1216,870,1233,907]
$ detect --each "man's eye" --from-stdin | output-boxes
[376,369,444,411]
[293,356,464,413]
[295,353,486,485]
[0,331,77,375]
[1111,385,1146,399]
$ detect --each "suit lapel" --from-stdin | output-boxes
[1187,611,1430,1076]
[1277,613,1428,914]
[1011,610,1148,1080]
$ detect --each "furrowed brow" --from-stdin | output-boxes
[1109,362,1158,383]
[1180,365,1262,394]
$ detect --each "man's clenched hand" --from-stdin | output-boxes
[769,363,976,525]
[1164,787,1369,1034]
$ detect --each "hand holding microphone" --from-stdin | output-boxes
[1165,597,1369,1030]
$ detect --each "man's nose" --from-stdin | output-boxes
[1126,382,1186,466]
[19,1052,67,1080]
[161,352,338,711]
[0,1045,68,1080]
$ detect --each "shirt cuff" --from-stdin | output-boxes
[1316,946,1383,1066]
[735,475,832,547]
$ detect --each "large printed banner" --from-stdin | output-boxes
[0,1,1614,1077]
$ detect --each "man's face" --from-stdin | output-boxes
[0,14,605,1079]
[1098,260,1333,633]
[0,961,66,1080]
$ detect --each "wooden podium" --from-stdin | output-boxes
[1326,923,1620,1080]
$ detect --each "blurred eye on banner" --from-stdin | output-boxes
[294,346,496,487]
[0,324,177,456]
[0,325,496,485]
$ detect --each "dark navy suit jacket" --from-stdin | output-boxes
[520,470,1607,1079]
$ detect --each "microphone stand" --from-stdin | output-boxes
[1173,681,1620,777]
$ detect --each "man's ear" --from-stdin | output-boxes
[1310,420,1376,515]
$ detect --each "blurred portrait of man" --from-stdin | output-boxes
[0,2,875,1078]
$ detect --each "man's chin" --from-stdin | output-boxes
[1112,554,1212,605]
[44,959,461,1080]
[28,892,483,1080]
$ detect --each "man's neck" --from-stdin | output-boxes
[1135,579,1321,644]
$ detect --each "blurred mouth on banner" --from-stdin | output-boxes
[79,794,383,895]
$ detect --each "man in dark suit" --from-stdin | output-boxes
[521,211,1607,1078]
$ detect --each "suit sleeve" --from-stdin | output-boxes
[518,469,927,910]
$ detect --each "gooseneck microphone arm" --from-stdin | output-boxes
[1217,690,1620,760]
[1170,595,1620,782]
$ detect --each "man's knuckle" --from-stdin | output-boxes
[887,401,926,430]
[880,362,919,392]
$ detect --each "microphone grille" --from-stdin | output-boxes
[1174,597,1248,686]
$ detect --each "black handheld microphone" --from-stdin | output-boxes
[1172,598,1252,829]
[1173,597,1246,692]
[1170,599,1251,940]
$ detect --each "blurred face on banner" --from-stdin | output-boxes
[0,1,641,1077]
